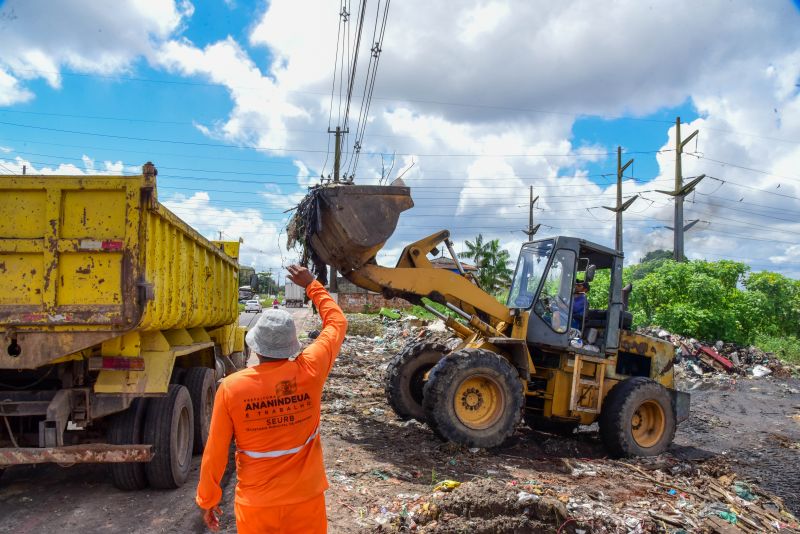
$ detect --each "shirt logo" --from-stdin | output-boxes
[275,378,297,397]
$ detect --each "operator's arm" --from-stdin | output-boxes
[286,265,348,378]
[305,279,348,376]
[196,383,234,511]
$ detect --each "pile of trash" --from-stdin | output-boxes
[369,456,800,533]
[311,310,800,532]
[640,327,800,383]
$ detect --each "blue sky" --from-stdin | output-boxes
[0,0,799,275]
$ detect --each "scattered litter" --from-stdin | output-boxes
[379,307,401,320]
[432,480,461,492]
[752,364,773,378]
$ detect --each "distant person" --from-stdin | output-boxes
[572,281,589,330]
[272,298,280,309]
[196,264,347,534]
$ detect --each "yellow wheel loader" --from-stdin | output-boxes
[295,183,689,456]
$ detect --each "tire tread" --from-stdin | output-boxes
[422,348,522,448]
[385,342,448,421]
[143,384,194,489]
[108,398,149,491]
[599,376,676,457]
[183,367,216,454]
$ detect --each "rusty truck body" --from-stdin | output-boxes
[0,163,246,489]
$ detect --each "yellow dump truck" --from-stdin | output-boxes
[0,163,246,489]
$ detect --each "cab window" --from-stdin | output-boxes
[533,249,576,333]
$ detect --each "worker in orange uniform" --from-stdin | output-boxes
[196,264,347,533]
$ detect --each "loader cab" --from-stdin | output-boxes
[507,236,625,355]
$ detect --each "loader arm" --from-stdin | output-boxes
[344,230,513,328]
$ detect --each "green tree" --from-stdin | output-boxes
[255,271,278,296]
[460,234,490,265]
[460,234,513,295]
[238,265,256,287]
[639,249,674,263]
[743,271,800,337]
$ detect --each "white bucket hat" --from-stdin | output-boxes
[245,309,302,360]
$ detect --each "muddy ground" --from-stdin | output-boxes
[0,311,798,533]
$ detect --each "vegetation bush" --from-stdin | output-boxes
[587,252,800,350]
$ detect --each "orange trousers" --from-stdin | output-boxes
[234,494,327,534]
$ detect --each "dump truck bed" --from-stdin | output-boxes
[0,168,239,370]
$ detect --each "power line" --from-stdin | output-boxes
[690,153,800,182]
[0,122,676,157]
[3,145,663,182]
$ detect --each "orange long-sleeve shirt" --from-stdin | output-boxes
[196,280,347,509]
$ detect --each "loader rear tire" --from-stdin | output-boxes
[385,342,448,421]
[108,398,149,491]
[143,384,194,489]
[184,367,216,454]
[599,377,676,457]
[423,348,523,448]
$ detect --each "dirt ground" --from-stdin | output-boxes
[1,310,798,533]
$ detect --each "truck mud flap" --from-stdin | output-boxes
[0,443,152,466]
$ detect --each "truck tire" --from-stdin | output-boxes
[107,398,149,490]
[170,367,186,385]
[423,348,523,448]
[143,384,194,489]
[184,367,216,454]
[385,342,448,421]
[599,377,676,457]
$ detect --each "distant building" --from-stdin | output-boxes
[330,276,412,313]
[430,256,479,274]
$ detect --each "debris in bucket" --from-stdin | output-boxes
[286,185,329,284]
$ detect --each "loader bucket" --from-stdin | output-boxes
[308,184,413,272]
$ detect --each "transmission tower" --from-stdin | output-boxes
[656,117,704,262]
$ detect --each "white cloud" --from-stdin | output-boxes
[162,191,290,271]
[155,36,309,150]
[0,67,33,105]
[3,0,800,277]
[0,0,191,102]
[0,155,125,176]
[458,1,511,44]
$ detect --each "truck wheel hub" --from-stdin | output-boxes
[631,400,666,448]
[453,375,504,430]
[461,387,484,411]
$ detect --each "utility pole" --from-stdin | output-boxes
[521,186,540,241]
[603,146,637,253]
[326,126,349,291]
[656,117,705,262]
[327,126,349,184]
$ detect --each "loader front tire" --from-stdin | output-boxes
[423,348,523,448]
[143,384,194,489]
[599,377,676,457]
[385,342,448,421]
[184,367,216,454]
[108,398,149,491]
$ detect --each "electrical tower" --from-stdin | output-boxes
[656,117,705,262]
[602,147,637,253]
[522,186,540,241]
